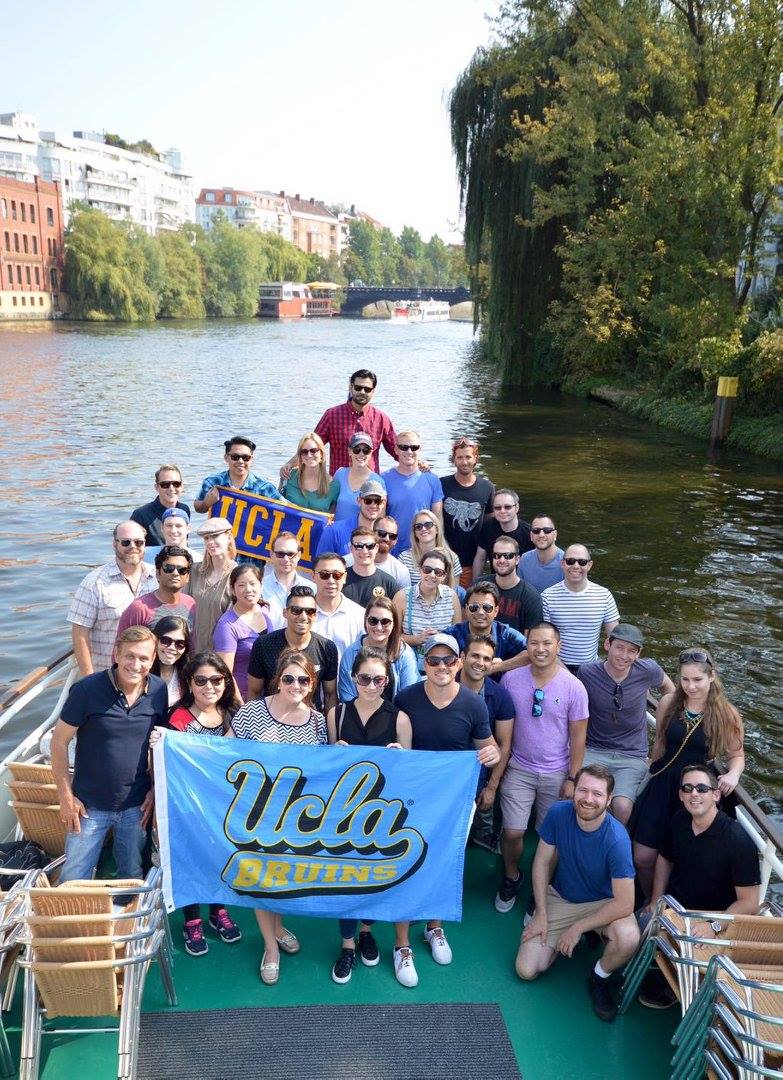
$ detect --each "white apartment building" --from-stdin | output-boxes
[196,188,293,242]
[0,112,194,234]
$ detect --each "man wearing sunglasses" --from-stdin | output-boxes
[382,431,444,556]
[440,437,495,587]
[446,582,528,678]
[471,489,534,583]
[638,763,760,1008]
[312,553,365,660]
[315,479,388,557]
[130,464,190,546]
[495,622,588,915]
[68,521,157,676]
[247,585,337,713]
[307,369,399,475]
[260,531,312,627]
[343,527,400,606]
[193,435,282,515]
[395,633,500,968]
[115,546,196,643]
[519,515,564,594]
[479,537,543,636]
[367,516,411,588]
[541,544,619,674]
[578,625,675,826]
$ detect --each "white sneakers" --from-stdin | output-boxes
[424,926,453,965]
[394,946,419,987]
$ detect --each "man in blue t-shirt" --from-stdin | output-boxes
[382,430,444,555]
[516,763,639,1023]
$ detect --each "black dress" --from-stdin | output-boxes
[631,714,709,850]
[336,699,400,747]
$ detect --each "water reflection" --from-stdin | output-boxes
[0,320,781,808]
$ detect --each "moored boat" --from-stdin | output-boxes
[390,299,451,324]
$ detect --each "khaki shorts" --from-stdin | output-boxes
[499,760,567,833]
[542,885,612,950]
[582,748,648,802]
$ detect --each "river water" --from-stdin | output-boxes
[0,318,781,808]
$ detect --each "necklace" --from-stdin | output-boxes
[683,706,704,730]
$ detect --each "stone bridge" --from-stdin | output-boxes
[340,285,471,315]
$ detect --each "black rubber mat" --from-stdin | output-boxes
[137,1002,522,1079]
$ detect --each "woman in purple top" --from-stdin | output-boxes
[213,565,272,701]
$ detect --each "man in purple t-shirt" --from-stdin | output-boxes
[577,623,675,825]
[495,622,588,914]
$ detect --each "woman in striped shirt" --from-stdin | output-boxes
[230,650,327,985]
[393,549,462,674]
[398,509,463,586]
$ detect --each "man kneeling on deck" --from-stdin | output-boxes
[516,763,639,1022]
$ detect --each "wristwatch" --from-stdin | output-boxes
[566,776,576,784]
[710,920,724,935]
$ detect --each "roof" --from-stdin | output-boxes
[287,195,337,220]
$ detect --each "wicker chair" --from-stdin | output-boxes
[17,867,176,1080]
[7,762,67,858]
[0,866,49,1079]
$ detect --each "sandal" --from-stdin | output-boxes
[276,928,300,954]
[260,951,280,985]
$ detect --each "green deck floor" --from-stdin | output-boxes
[7,846,677,1079]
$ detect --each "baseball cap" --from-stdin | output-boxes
[349,432,373,449]
[359,479,386,499]
[609,623,644,648]
[196,516,233,537]
[422,633,461,658]
[161,507,190,523]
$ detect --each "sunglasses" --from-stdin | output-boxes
[351,446,372,455]
[280,673,311,687]
[158,480,182,489]
[367,615,393,628]
[414,521,435,531]
[531,526,555,535]
[492,551,517,561]
[494,504,517,512]
[361,496,384,506]
[158,635,186,651]
[398,444,420,452]
[467,602,496,614]
[287,605,317,617]
[203,530,231,539]
[229,453,252,463]
[374,529,397,541]
[352,541,377,551]
[532,687,545,718]
[274,549,299,559]
[117,538,145,548]
[352,384,374,393]
[193,674,225,687]
[354,673,388,687]
[680,783,715,794]
[317,569,346,580]
[425,654,459,668]
[612,684,623,710]
[564,558,590,567]
[420,565,446,577]
[300,447,321,457]
[452,438,478,450]
[679,649,712,666]
[160,563,190,575]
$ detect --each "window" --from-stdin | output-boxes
[6,266,12,286]
[224,193,232,203]
[11,201,17,220]
[20,203,25,222]
[51,239,57,257]
[29,204,35,224]
[31,236,37,255]
[0,198,6,218]
[50,268,58,289]
[206,192,215,203]
[23,235,28,254]
[46,207,54,227]
[21,296,26,306]
[16,266,21,284]
[35,267,40,285]
[12,296,17,307]
[47,238,52,256]
[39,296,44,306]
[3,232,8,250]
[13,234,19,252]
[25,266,31,285]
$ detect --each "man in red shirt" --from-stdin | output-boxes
[314,369,398,474]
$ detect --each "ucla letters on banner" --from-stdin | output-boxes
[154,733,479,922]
[210,486,331,571]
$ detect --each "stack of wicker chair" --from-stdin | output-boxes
[7,763,66,859]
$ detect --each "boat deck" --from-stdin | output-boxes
[6,845,677,1079]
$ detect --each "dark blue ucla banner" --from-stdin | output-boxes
[154,733,479,922]
[210,486,331,571]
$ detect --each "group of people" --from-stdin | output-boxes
[51,369,760,1020]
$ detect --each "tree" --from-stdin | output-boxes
[347,220,383,284]
[197,220,271,317]
[422,235,451,287]
[158,229,205,318]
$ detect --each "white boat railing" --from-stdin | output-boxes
[0,650,77,770]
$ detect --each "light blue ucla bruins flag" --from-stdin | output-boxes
[154,733,479,922]
[210,486,331,571]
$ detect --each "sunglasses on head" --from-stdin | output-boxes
[280,673,311,687]
[117,538,145,548]
[287,605,317,617]
[317,569,346,580]
[158,635,186,650]
[361,496,384,506]
[398,443,420,452]
[193,674,224,687]
[424,654,459,668]
[374,529,397,541]
[564,557,590,567]
[492,551,516,561]
[467,602,496,614]
[680,782,715,794]
[229,453,252,462]
[351,445,372,455]
[452,438,478,450]
[160,563,190,575]
[367,615,392,628]
[531,526,555,535]
[532,687,545,717]
[352,541,377,551]
[354,673,388,687]
[158,480,182,489]
[679,649,712,666]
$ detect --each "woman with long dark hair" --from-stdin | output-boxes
[150,615,191,706]
[337,596,419,701]
[632,647,745,898]
[213,564,272,700]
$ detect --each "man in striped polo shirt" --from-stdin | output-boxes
[541,545,619,674]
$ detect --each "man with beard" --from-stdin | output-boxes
[440,437,495,587]
[471,489,534,581]
[516,763,639,1023]
[313,370,398,474]
[519,515,564,594]
[480,536,542,635]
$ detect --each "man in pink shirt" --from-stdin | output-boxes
[494,621,588,913]
[115,546,197,645]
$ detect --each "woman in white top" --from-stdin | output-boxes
[398,509,462,586]
[393,549,462,674]
[332,432,384,521]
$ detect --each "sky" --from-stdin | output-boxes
[3,0,498,242]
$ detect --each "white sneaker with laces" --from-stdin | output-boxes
[393,946,419,987]
[424,926,452,965]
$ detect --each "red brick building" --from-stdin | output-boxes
[0,177,65,319]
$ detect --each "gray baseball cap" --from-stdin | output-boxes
[422,633,461,658]
[359,479,386,498]
[349,432,373,449]
[609,623,644,648]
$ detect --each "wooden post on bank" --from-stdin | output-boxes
[708,376,739,453]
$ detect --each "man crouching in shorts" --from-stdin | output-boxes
[515,763,639,1022]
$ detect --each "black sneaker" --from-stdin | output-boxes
[358,930,380,967]
[331,947,356,985]
[208,908,242,944]
[587,971,618,1022]
[183,918,208,957]
[638,972,677,1009]
[494,873,522,913]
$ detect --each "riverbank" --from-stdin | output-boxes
[563,376,783,462]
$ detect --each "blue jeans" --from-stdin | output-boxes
[61,805,145,882]
[340,919,375,940]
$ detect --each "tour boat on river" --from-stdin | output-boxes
[390,299,451,323]
[0,647,781,1078]
[258,281,335,319]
